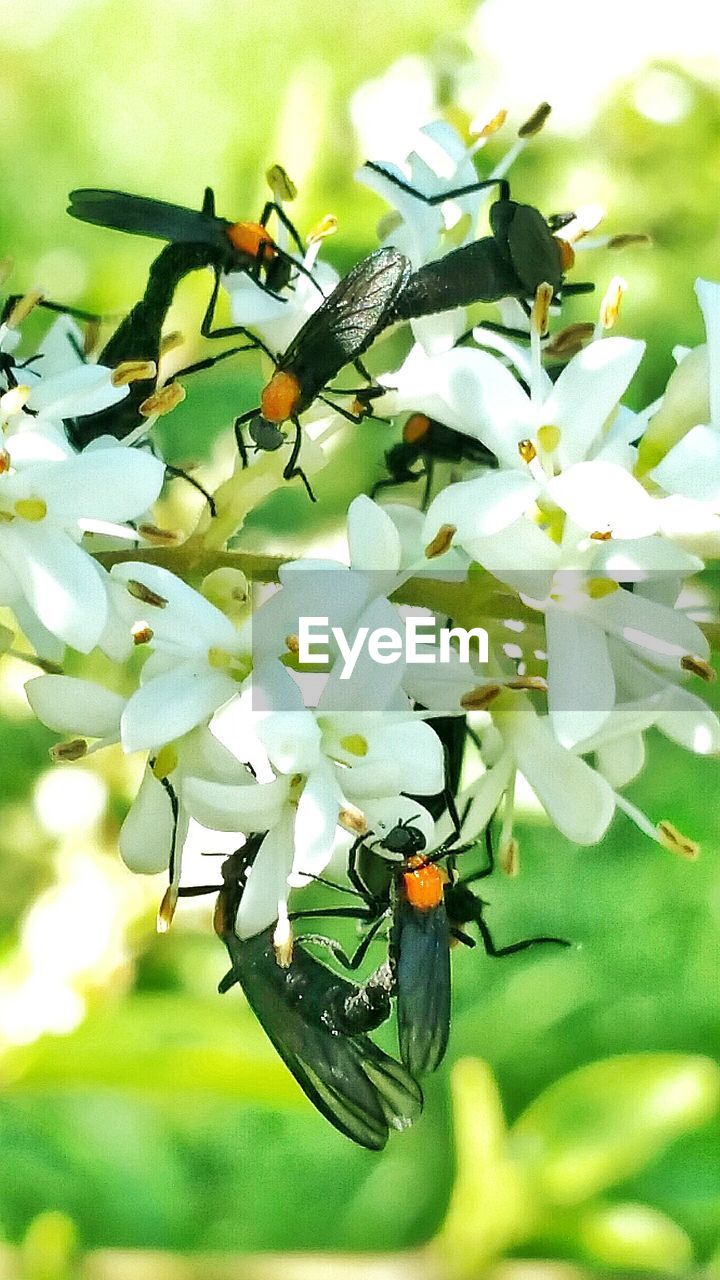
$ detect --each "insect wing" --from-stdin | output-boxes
[221,925,422,1149]
[68,189,230,248]
[393,894,451,1075]
[280,248,411,405]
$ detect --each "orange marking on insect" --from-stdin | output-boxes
[261,370,302,423]
[555,237,575,271]
[403,413,431,445]
[226,221,276,262]
[402,856,447,911]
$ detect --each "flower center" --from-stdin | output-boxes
[152,744,178,780]
[14,497,47,522]
[339,733,368,757]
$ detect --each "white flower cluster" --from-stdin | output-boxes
[8,118,718,946]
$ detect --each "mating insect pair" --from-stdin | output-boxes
[59,163,588,501]
[183,800,569,1150]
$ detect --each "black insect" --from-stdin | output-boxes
[233,247,411,500]
[371,412,498,505]
[362,163,592,323]
[208,837,423,1150]
[303,814,570,1078]
[67,185,310,297]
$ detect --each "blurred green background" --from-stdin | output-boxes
[1,1,719,1276]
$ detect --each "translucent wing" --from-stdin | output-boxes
[68,189,231,248]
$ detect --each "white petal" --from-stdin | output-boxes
[695,278,720,428]
[289,763,343,885]
[257,709,322,774]
[121,663,234,752]
[29,449,164,521]
[463,515,561,599]
[372,718,445,794]
[119,769,180,874]
[347,495,402,571]
[0,524,108,652]
[655,685,720,755]
[235,818,295,939]
[548,337,645,465]
[501,707,615,843]
[424,471,539,544]
[182,774,288,831]
[28,365,128,420]
[546,607,616,748]
[652,425,720,503]
[318,596,407,712]
[595,734,645,787]
[26,675,124,736]
[111,561,239,649]
[547,462,659,539]
[587,589,709,668]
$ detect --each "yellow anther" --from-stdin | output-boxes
[531,282,553,337]
[111,360,157,387]
[273,915,295,969]
[586,577,620,600]
[307,214,338,244]
[600,275,627,330]
[518,101,552,137]
[152,744,178,780]
[131,623,153,645]
[136,522,183,546]
[126,579,168,608]
[657,821,699,861]
[499,837,520,877]
[537,425,561,453]
[340,733,369,757]
[1,385,30,416]
[607,233,652,250]
[506,675,548,693]
[543,323,595,359]
[0,451,10,474]
[460,684,502,711]
[50,738,88,762]
[285,633,300,654]
[681,654,716,683]
[339,804,369,836]
[518,438,537,464]
[6,290,43,329]
[267,164,297,201]
[157,886,178,933]
[159,330,184,357]
[425,523,456,559]
[589,530,613,541]
[14,497,47,522]
[471,107,508,139]
[139,382,185,417]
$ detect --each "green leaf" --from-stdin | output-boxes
[0,994,301,1107]
[510,1053,720,1204]
[576,1200,693,1274]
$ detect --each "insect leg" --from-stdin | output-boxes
[163,464,217,517]
[363,162,510,205]
[282,418,316,501]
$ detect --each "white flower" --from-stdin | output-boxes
[0,432,164,651]
[25,673,249,890]
[641,279,720,498]
[223,242,338,356]
[182,652,445,937]
[108,562,252,752]
[357,120,506,270]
